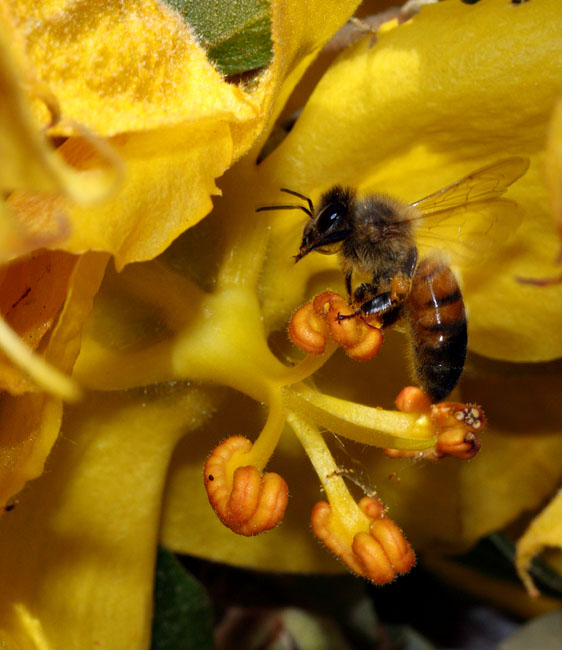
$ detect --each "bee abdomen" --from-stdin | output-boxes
[405,258,467,403]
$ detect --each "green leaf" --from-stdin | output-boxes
[151,547,214,650]
[166,0,273,76]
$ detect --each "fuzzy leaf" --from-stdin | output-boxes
[168,0,273,75]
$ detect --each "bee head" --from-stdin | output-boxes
[295,186,355,262]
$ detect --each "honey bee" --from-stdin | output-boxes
[258,157,529,402]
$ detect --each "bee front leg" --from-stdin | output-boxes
[338,282,380,320]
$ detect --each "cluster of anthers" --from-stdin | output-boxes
[203,290,486,585]
[289,290,383,360]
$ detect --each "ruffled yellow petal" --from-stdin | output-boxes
[0,17,120,259]
[4,0,360,267]
[9,123,233,269]
[545,93,562,242]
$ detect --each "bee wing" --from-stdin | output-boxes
[414,198,524,267]
[411,157,530,215]
[410,157,529,267]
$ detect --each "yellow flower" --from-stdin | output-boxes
[1,0,562,646]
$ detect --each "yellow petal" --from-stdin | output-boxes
[0,384,219,648]
[259,0,562,361]
[517,489,562,598]
[0,17,120,259]
[0,253,107,506]
[4,0,360,267]
[4,0,255,136]
[9,122,233,269]
[545,93,562,241]
[0,251,76,394]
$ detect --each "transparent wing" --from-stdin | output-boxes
[415,198,523,267]
[410,157,529,267]
[412,157,530,215]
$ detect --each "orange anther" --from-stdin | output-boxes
[310,501,366,576]
[369,518,416,574]
[310,496,415,585]
[290,291,383,361]
[352,532,396,584]
[430,402,485,460]
[385,391,486,461]
[395,386,432,413]
[358,495,386,519]
[204,436,289,536]
[288,300,330,354]
[344,325,383,361]
[433,427,480,460]
[431,402,486,433]
[317,291,384,361]
[312,290,343,317]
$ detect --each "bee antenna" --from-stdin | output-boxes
[280,188,314,214]
[256,204,313,217]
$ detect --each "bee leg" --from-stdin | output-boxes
[345,272,353,299]
[390,274,412,303]
[337,282,381,320]
[353,282,378,304]
[360,292,393,317]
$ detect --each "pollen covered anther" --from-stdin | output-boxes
[289,291,383,361]
[204,436,289,536]
[384,387,485,460]
[288,300,330,354]
[430,402,485,460]
[310,496,415,585]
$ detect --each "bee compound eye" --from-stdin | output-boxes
[317,204,344,233]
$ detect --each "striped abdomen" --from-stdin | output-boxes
[404,258,467,403]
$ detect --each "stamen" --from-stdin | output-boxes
[288,300,330,355]
[203,394,289,536]
[204,434,289,537]
[289,291,384,361]
[313,292,383,361]
[384,387,485,460]
[284,384,436,450]
[287,411,415,584]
